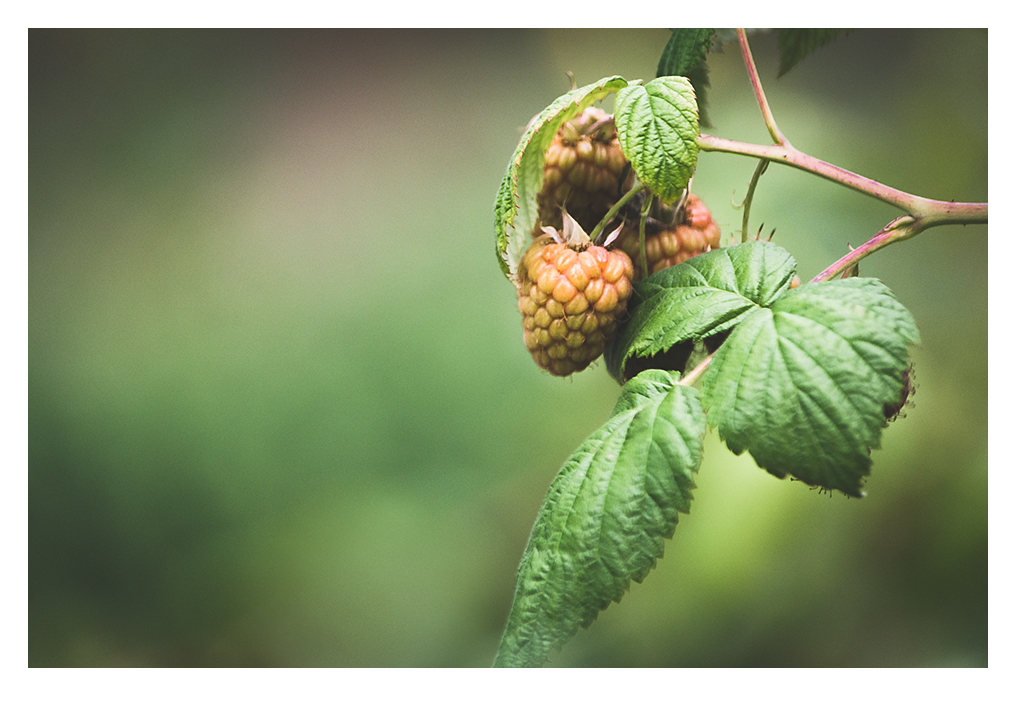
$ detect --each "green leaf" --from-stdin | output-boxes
[494,371,706,667]
[656,29,715,128]
[614,76,699,205]
[701,277,920,497]
[605,242,798,382]
[777,29,851,77]
[656,28,714,78]
[493,76,629,281]
[684,61,713,129]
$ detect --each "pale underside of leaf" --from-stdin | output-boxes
[494,76,629,282]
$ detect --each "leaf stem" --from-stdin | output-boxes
[590,180,645,242]
[679,353,713,387]
[638,193,652,279]
[740,159,769,244]
[810,216,913,282]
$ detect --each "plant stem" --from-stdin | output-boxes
[590,181,644,242]
[809,216,910,282]
[738,28,788,146]
[638,193,652,279]
[698,134,988,226]
[713,28,989,259]
[678,354,713,387]
[740,159,769,244]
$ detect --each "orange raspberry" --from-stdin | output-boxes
[516,231,635,377]
[617,194,721,280]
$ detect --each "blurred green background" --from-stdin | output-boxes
[29,29,987,667]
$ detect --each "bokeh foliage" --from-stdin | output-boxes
[30,29,986,667]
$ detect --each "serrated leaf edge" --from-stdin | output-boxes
[700,278,920,496]
[494,373,705,667]
[607,243,797,381]
[614,76,700,206]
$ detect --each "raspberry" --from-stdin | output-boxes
[617,194,721,280]
[516,219,635,376]
[535,107,631,235]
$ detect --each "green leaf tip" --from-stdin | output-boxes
[777,29,852,77]
[493,371,706,667]
[656,28,715,79]
[614,76,700,206]
[701,277,920,497]
[493,76,629,282]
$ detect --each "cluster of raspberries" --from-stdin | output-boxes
[516,107,722,376]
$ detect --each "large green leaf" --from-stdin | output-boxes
[614,76,699,205]
[701,277,920,497]
[494,371,706,667]
[493,76,628,281]
[606,242,798,382]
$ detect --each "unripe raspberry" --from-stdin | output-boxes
[516,225,635,376]
[535,107,631,235]
[617,194,722,280]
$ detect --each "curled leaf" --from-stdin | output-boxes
[494,76,629,281]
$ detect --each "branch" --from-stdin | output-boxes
[808,211,974,282]
[698,134,988,227]
[711,29,987,248]
[738,28,787,146]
